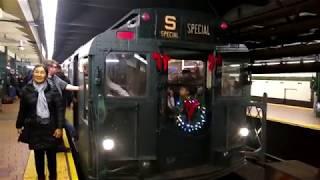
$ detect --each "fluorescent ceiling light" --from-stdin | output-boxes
[266,62,280,65]
[303,60,315,63]
[286,61,300,64]
[229,64,240,67]
[41,0,58,59]
[252,25,264,28]
[0,8,3,19]
[26,65,35,69]
[18,46,25,51]
[299,12,317,17]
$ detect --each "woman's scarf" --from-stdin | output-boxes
[33,81,50,118]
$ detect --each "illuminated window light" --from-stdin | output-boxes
[134,53,148,64]
[105,59,119,63]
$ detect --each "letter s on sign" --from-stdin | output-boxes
[165,16,176,31]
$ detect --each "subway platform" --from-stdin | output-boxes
[1,100,319,180]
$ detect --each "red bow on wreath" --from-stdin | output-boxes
[152,52,170,72]
[184,99,200,122]
[208,53,222,72]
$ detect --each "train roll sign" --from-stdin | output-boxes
[187,23,210,36]
[159,15,180,39]
[156,12,215,42]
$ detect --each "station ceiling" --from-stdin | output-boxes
[53,0,320,63]
[53,0,269,61]
[0,0,44,64]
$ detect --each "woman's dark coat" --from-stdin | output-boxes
[16,81,64,150]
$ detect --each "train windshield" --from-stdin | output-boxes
[167,59,207,116]
[104,52,147,97]
[168,59,205,86]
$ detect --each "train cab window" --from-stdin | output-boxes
[167,60,206,111]
[168,60,205,85]
[104,52,147,97]
[221,63,243,96]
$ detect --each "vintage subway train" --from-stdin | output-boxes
[62,8,252,180]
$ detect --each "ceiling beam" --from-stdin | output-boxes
[63,1,131,10]
[238,16,320,40]
[248,62,320,73]
[56,22,106,30]
[231,0,320,28]
[245,32,320,49]
[250,43,320,60]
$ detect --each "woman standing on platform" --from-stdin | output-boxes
[16,64,64,180]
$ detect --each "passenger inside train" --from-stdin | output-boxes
[167,60,206,123]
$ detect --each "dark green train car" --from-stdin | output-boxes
[63,8,251,180]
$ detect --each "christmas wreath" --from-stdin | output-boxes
[176,98,206,132]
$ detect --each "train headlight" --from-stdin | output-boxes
[239,127,249,137]
[102,138,115,151]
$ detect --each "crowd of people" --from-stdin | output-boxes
[15,60,79,180]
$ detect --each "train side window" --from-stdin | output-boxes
[68,64,73,81]
[221,63,243,96]
[79,57,89,119]
[104,52,147,97]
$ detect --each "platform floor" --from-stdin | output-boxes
[0,100,78,180]
[267,103,320,130]
[0,100,29,180]
[1,99,319,179]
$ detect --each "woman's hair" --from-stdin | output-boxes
[32,64,49,77]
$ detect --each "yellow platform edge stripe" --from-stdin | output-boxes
[268,103,313,111]
[63,129,79,180]
[248,103,320,131]
[248,114,320,131]
[23,129,78,180]
[267,116,320,131]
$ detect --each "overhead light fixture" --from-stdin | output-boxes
[26,65,34,69]
[267,62,280,65]
[18,46,25,51]
[299,12,317,17]
[252,25,264,29]
[41,0,58,59]
[0,8,3,19]
[18,40,24,51]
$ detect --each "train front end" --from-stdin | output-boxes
[76,9,251,180]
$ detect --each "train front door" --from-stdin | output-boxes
[101,52,158,161]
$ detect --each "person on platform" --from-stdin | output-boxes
[46,60,79,95]
[16,64,64,180]
[45,60,80,147]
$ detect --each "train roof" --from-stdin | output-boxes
[65,8,242,61]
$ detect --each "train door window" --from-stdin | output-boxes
[104,52,147,97]
[167,59,206,110]
[68,64,73,81]
[79,57,89,119]
[221,63,243,96]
